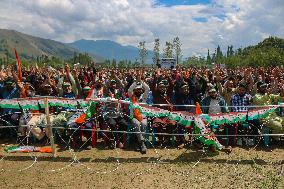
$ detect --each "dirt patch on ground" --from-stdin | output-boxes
[0,143,283,189]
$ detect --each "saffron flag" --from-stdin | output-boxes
[195,102,202,115]
[14,48,22,82]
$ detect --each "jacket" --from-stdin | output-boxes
[201,96,228,114]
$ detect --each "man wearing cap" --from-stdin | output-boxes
[172,83,195,112]
[200,87,232,152]
[128,80,150,103]
[128,77,150,154]
[201,88,229,114]
[172,82,195,148]
[39,73,58,97]
[229,83,252,146]
[92,80,104,98]
[215,72,237,106]
[81,85,91,99]
[63,82,75,98]
[253,81,276,106]
[0,76,21,99]
[0,74,24,141]
[57,64,78,99]
[104,71,125,99]
[151,74,176,147]
[231,83,252,112]
[100,71,128,149]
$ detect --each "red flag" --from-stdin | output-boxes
[14,48,22,82]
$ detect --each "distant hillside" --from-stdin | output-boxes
[0,29,154,64]
[0,29,83,61]
[204,36,284,67]
[245,36,284,51]
[69,39,154,62]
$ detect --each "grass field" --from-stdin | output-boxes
[0,143,283,189]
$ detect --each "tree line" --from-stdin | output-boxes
[1,36,283,68]
[137,36,182,65]
[137,36,284,68]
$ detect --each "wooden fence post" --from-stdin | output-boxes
[45,98,56,157]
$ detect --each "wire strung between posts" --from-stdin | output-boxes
[0,124,283,137]
[0,101,283,178]
[0,96,283,108]
[0,128,39,172]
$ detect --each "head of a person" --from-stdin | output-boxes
[227,80,234,89]
[63,82,72,93]
[43,84,53,96]
[157,80,168,94]
[59,67,64,74]
[280,85,284,97]
[94,80,103,90]
[83,85,91,98]
[133,82,145,97]
[35,75,45,87]
[4,77,14,90]
[257,81,267,94]
[208,88,218,99]
[25,83,35,97]
[179,83,189,95]
[238,83,247,97]
[109,79,117,89]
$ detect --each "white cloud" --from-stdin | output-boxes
[0,0,283,57]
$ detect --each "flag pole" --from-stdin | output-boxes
[14,48,22,82]
[45,98,56,157]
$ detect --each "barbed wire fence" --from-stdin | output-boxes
[0,98,283,186]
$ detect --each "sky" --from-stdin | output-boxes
[0,0,283,57]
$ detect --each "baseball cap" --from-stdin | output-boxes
[257,81,267,88]
[208,88,217,93]
[134,82,143,89]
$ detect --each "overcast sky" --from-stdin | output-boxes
[0,0,283,57]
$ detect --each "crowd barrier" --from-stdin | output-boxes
[0,97,283,157]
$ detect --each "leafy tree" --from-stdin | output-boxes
[206,49,211,64]
[227,46,234,57]
[183,56,207,67]
[216,45,223,62]
[163,41,173,58]
[127,60,132,67]
[152,38,160,64]
[68,53,93,65]
[112,59,117,67]
[173,36,182,64]
[138,41,148,64]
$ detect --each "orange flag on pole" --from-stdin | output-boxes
[195,102,202,115]
[14,48,22,82]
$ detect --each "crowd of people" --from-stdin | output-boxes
[0,63,283,154]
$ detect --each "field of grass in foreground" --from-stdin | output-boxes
[0,145,283,189]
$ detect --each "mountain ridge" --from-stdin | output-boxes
[68,39,154,62]
[0,29,154,63]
